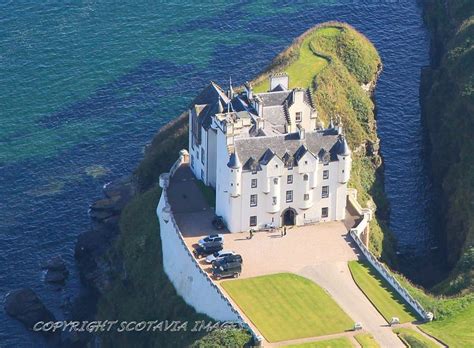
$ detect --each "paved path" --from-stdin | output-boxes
[298,262,404,348]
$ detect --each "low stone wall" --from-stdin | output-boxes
[348,193,433,322]
[157,152,263,344]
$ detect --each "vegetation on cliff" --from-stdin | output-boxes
[97,22,391,347]
[421,0,474,295]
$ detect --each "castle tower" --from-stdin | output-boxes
[227,152,241,197]
[337,136,351,184]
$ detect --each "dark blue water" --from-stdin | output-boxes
[0,1,433,346]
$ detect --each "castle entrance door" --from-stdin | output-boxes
[282,208,296,226]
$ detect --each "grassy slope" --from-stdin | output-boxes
[348,261,418,323]
[97,188,210,347]
[222,273,353,342]
[252,22,393,261]
[96,22,391,347]
[354,333,380,348]
[421,0,474,293]
[393,328,439,348]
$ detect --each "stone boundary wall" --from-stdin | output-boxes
[157,152,263,345]
[347,193,433,322]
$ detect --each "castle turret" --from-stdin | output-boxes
[337,136,351,183]
[227,152,241,197]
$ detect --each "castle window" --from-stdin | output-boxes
[303,174,308,181]
[321,207,329,218]
[273,178,278,185]
[201,169,204,181]
[287,175,293,184]
[272,196,277,206]
[250,216,257,227]
[201,148,205,164]
[295,112,302,122]
[286,190,293,203]
[322,186,329,198]
[251,178,257,188]
[191,155,194,168]
[304,194,309,201]
[323,170,329,180]
[250,194,258,207]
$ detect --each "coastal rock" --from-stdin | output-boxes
[42,256,69,284]
[4,288,55,332]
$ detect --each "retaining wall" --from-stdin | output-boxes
[157,153,262,343]
[348,198,433,322]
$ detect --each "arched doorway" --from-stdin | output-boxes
[282,208,297,226]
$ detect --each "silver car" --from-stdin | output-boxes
[198,234,223,247]
[205,250,235,264]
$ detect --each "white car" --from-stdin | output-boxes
[205,250,235,264]
[198,234,223,247]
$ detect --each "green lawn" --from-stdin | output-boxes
[252,27,332,93]
[221,273,353,342]
[420,301,474,347]
[354,333,380,348]
[348,261,418,323]
[284,337,353,348]
[393,328,439,348]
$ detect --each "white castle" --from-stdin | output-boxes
[188,74,351,232]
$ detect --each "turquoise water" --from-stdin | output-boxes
[0,1,433,346]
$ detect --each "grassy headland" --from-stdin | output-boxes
[96,22,392,347]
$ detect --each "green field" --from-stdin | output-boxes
[348,261,418,323]
[393,328,439,348]
[222,273,353,342]
[354,333,380,348]
[284,337,354,348]
[420,301,474,347]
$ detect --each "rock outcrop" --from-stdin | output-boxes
[4,288,55,333]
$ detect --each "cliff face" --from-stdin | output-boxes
[421,0,474,294]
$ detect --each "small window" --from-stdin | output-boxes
[273,178,278,185]
[305,160,308,165]
[275,164,278,168]
[304,193,309,201]
[251,178,257,188]
[201,169,204,180]
[295,112,302,122]
[287,175,293,184]
[321,207,329,218]
[201,148,205,164]
[250,194,258,207]
[303,174,309,181]
[323,170,329,180]
[286,190,293,203]
[322,186,329,198]
[191,155,194,168]
[272,196,277,206]
[250,216,257,227]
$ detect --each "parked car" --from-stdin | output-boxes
[212,261,242,280]
[212,216,225,230]
[198,234,223,246]
[212,254,243,268]
[205,250,235,264]
[193,241,223,258]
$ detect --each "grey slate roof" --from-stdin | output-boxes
[235,131,340,170]
[337,136,351,156]
[227,152,241,169]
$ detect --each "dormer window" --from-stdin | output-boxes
[295,112,302,123]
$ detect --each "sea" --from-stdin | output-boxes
[0,1,434,346]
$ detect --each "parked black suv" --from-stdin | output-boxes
[193,241,223,258]
[212,254,243,268]
[212,262,241,280]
